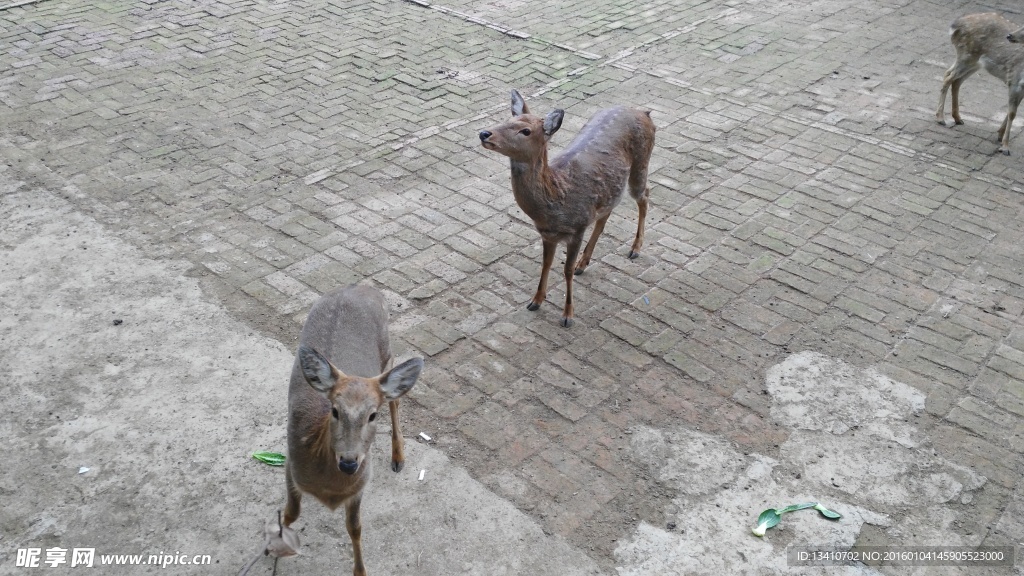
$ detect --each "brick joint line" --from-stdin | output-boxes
[0,0,49,11]
[399,0,531,40]
[307,7,739,182]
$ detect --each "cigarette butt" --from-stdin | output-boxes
[418,469,425,481]
[419,432,432,442]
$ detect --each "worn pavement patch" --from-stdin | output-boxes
[616,351,1008,575]
[0,188,599,575]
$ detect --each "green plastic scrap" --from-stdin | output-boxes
[252,451,286,467]
[752,502,841,537]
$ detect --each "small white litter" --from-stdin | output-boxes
[418,469,425,481]
[419,432,432,442]
[78,467,89,474]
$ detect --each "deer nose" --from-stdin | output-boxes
[338,458,359,475]
[478,130,492,142]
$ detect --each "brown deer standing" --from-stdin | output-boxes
[479,90,656,327]
[277,285,422,576]
[936,12,1024,155]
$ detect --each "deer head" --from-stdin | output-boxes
[479,90,564,163]
[298,346,422,475]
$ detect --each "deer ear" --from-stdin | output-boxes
[511,89,529,116]
[378,357,423,401]
[543,109,564,137]
[298,345,337,394]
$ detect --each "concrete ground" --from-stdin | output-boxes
[1,0,1023,574]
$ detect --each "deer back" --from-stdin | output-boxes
[552,106,655,174]
[952,13,1024,74]
[547,107,655,221]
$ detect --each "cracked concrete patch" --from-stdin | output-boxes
[616,351,990,575]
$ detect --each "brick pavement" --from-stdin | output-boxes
[2,0,1023,569]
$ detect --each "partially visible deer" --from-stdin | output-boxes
[478,90,656,327]
[1009,23,1024,44]
[277,285,422,576]
[936,12,1024,155]
[237,511,301,576]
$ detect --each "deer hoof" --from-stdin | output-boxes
[628,250,640,260]
[560,317,574,328]
[574,267,586,276]
[1002,148,1011,156]
[953,119,964,126]
[391,459,404,473]
[527,302,541,311]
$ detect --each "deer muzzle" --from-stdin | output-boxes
[338,458,359,475]
[479,130,497,150]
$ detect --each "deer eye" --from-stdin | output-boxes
[519,128,531,136]
[331,407,339,419]
[368,412,378,423]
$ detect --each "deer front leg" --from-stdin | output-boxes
[283,466,302,526]
[388,399,404,472]
[561,234,584,328]
[528,239,556,311]
[998,90,1022,155]
[574,214,610,275]
[346,495,366,576]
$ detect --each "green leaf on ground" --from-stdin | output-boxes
[252,451,286,466]
[752,509,781,537]
[776,502,816,515]
[753,502,841,536]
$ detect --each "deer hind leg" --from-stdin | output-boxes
[629,191,649,259]
[627,163,650,259]
[345,495,366,576]
[528,239,556,311]
[937,65,955,124]
[943,58,979,126]
[574,213,610,275]
[560,234,584,328]
[998,88,1023,155]
[950,76,969,125]
[938,31,980,124]
[388,399,404,472]
[283,466,302,526]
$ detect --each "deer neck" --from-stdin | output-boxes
[509,150,562,220]
[308,414,335,462]
[305,417,364,483]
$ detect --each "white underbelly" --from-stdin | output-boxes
[981,56,1007,81]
